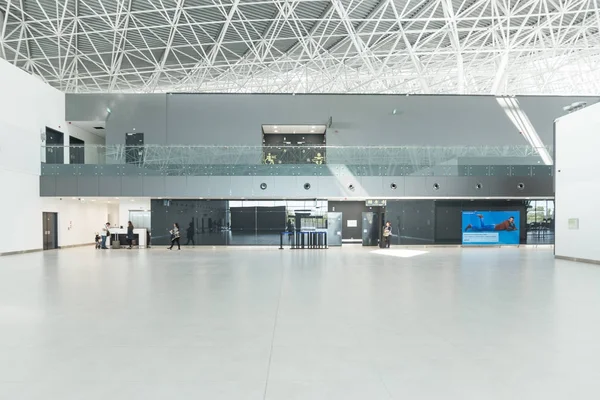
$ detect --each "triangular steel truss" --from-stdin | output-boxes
[2,0,599,94]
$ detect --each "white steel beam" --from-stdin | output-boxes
[387,0,430,92]
[491,52,509,95]
[146,0,186,91]
[330,0,376,75]
[440,0,464,93]
[188,0,241,87]
[0,8,7,59]
[109,0,135,91]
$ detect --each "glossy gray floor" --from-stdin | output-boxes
[1,246,599,400]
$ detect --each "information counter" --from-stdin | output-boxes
[110,228,148,248]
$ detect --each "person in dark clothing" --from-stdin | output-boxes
[186,220,195,246]
[168,223,181,250]
[126,221,134,249]
[465,215,517,232]
[383,221,392,248]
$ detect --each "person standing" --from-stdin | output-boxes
[100,222,110,249]
[383,221,392,248]
[186,220,195,246]
[126,221,135,249]
[169,223,181,250]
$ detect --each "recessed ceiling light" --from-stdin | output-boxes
[91,199,96,202]
[274,126,277,129]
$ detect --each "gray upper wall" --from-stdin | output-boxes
[65,93,597,147]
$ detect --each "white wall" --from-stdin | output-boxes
[555,102,600,261]
[42,199,109,247]
[0,59,105,253]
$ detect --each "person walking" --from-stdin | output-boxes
[383,221,392,248]
[126,221,135,249]
[100,222,110,249]
[168,223,181,250]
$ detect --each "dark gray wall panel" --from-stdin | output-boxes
[40,176,56,196]
[66,94,600,149]
[328,201,371,240]
[164,176,187,197]
[384,177,406,197]
[166,94,332,145]
[108,94,167,146]
[77,176,99,196]
[360,177,384,197]
[251,176,275,197]
[444,176,491,197]
[207,176,232,197]
[486,176,553,197]
[185,176,211,197]
[67,94,167,146]
[404,177,426,196]
[98,176,122,196]
[271,176,303,198]
[48,173,553,198]
[65,93,113,121]
[228,176,255,197]
[166,94,518,146]
[142,176,166,197]
[55,176,78,196]
[314,176,340,198]
[121,176,143,196]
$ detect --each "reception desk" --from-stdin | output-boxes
[109,228,148,248]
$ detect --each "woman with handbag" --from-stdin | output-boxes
[168,223,181,250]
[383,221,392,248]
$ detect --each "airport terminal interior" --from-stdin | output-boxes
[1,0,600,398]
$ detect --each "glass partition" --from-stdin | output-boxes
[41,144,552,177]
[526,199,555,244]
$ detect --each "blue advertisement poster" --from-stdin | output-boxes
[462,211,520,245]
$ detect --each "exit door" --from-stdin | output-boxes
[45,128,64,164]
[42,212,58,250]
[125,132,144,164]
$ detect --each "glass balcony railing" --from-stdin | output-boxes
[40,145,553,177]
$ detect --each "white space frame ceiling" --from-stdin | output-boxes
[0,0,599,94]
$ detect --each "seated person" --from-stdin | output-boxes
[465,215,517,232]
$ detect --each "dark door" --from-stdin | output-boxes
[125,132,144,164]
[362,211,380,246]
[42,212,58,250]
[45,128,64,164]
[69,136,85,164]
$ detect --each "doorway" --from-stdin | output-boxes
[45,127,64,164]
[125,132,144,164]
[69,136,85,164]
[42,212,58,250]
